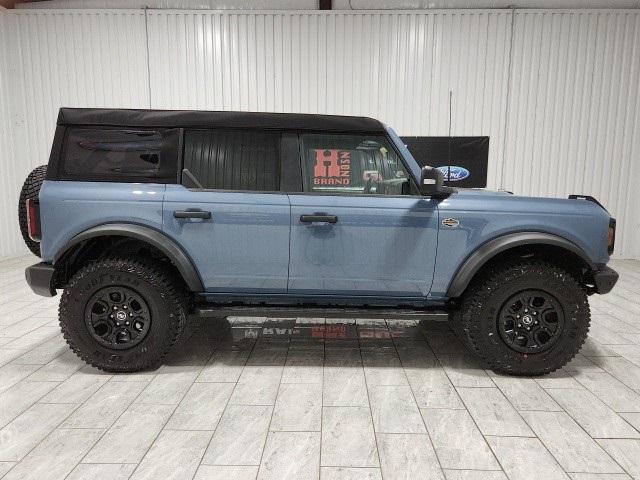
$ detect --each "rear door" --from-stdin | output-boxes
[163,129,291,294]
[287,132,439,298]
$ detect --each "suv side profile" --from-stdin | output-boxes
[23,108,618,375]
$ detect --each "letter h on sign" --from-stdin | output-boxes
[314,149,341,178]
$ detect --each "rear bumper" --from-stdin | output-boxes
[25,262,56,297]
[592,265,618,294]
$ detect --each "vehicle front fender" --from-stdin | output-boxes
[445,232,595,298]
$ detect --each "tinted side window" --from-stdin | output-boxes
[63,128,179,182]
[183,129,280,191]
[300,133,411,195]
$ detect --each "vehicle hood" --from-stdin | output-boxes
[451,188,513,197]
[447,188,609,217]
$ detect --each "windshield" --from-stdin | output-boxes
[385,126,422,183]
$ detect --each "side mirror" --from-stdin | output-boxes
[419,166,456,197]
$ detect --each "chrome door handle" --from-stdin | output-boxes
[173,209,212,219]
[300,214,338,224]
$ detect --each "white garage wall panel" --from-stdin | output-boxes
[504,9,640,258]
[147,9,512,187]
[14,0,640,10]
[1,9,150,257]
[0,10,17,257]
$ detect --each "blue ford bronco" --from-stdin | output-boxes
[21,108,618,375]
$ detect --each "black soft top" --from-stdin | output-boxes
[57,108,386,133]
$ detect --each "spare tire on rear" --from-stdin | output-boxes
[18,165,47,257]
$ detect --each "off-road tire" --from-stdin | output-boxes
[18,165,47,257]
[59,257,188,373]
[452,260,590,376]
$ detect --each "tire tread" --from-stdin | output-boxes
[18,165,47,257]
[453,259,590,376]
[59,257,188,373]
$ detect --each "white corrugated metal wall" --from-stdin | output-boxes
[146,9,512,187]
[505,10,640,260]
[0,8,639,258]
[0,9,17,256]
[14,0,640,10]
[0,9,150,256]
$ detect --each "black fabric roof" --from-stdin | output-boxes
[57,108,386,133]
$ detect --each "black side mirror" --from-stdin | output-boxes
[419,166,456,197]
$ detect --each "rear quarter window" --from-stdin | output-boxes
[61,127,179,183]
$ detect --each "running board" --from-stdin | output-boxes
[194,305,450,321]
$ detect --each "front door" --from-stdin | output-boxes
[163,129,290,294]
[288,132,439,298]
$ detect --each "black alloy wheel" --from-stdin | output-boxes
[497,289,565,354]
[85,286,152,350]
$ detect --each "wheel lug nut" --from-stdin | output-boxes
[125,321,130,325]
[123,305,127,309]
[524,309,528,313]
[113,306,118,310]
[517,324,522,328]
[109,314,114,319]
[129,313,133,317]
[516,315,520,318]
[533,311,537,315]
[526,327,531,331]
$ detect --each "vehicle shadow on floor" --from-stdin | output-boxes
[159,317,531,384]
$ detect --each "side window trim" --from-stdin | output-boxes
[382,132,421,193]
[280,132,303,193]
[298,130,310,193]
[176,127,184,184]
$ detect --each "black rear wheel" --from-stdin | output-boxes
[59,257,188,372]
[18,165,47,257]
[85,286,153,350]
[452,260,590,376]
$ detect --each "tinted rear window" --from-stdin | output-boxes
[62,127,179,182]
[183,129,280,191]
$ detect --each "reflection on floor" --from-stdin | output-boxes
[1,255,640,480]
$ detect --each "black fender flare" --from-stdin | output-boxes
[54,223,204,292]
[445,232,596,298]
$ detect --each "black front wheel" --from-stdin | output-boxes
[452,260,590,376]
[59,257,188,372]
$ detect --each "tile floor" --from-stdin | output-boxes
[1,255,640,480]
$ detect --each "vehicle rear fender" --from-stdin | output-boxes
[54,223,204,292]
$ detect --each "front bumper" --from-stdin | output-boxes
[25,262,56,297]
[592,265,619,294]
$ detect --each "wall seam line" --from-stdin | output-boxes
[144,6,152,109]
[500,6,516,190]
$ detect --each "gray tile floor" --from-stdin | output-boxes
[1,255,640,480]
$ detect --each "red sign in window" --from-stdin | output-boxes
[313,149,351,186]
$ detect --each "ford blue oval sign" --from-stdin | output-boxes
[437,166,470,182]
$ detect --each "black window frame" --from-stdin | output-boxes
[55,125,181,184]
[296,131,421,197]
